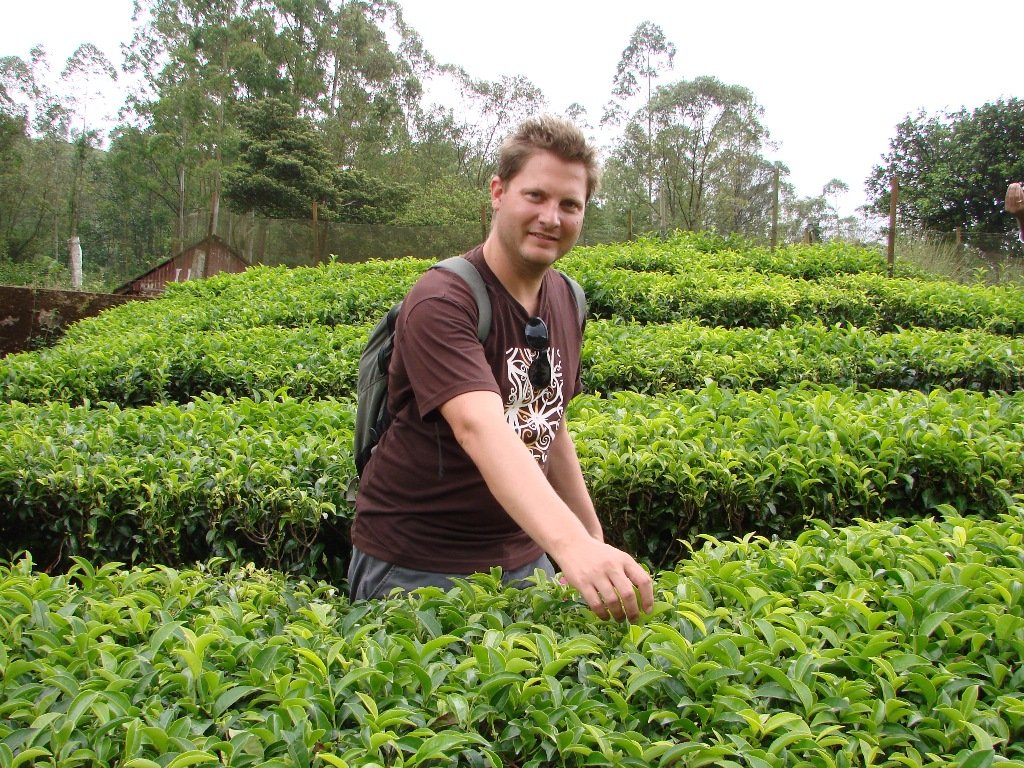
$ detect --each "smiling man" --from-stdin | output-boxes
[349,114,654,622]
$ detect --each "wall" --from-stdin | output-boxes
[0,286,145,358]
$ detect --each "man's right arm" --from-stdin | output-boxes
[440,389,654,622]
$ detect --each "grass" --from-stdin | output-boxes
[894,228,1024,285]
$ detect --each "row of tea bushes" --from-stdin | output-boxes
[3,385,1022,575]
[3,508,1023,766]
[60,257,431,343]
[6,246,1022,400]
[0,324,366,407]
[580,320,1024,396]
[62,237,910,349]
[561,233,920,280]
[5,317,1023,407]
[571,386,1024,566]
[0,395,353,574]
[570,267,1024,331]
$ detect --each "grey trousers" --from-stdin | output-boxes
[348,545,556,601]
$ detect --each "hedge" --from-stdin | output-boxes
[5,318,1024,408]
[3,508,1024,766]
[3,386,1023,575]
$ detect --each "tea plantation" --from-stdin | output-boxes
[2,232,1024,766]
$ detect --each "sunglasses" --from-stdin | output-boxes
[524,316,551,389]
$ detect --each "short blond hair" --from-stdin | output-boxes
[496,115,600,201]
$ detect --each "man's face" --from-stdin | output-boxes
[489,149,588,272]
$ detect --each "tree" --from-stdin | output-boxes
[224,97,407,224]
[334,168,409,224]
[0,47,69,138]
[59,44,118,257]
[866,98,1024,239]
[223,97,342,220]
[603,75,770,235]
[780,179,850,243]
[443,70,546,189]
[602,21,676,218]
[602,21,676,127]
[127,0,298,243]
[125,0,427,244]
[392,176,486,226]
[318,0,425,170]
[705,152,778,240]
[0,45,114,267]
[97,126,180,277]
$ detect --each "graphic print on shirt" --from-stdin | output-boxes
[504,346,564,462]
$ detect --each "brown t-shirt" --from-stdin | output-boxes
[351,246,584,573]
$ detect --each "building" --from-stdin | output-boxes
[115,235,250,296]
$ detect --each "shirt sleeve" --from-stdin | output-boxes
[395,273,501,421]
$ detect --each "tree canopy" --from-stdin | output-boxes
[603,75,773,236]
[224,97,343,220]
[867,97,1024,239]
[0,13,903,286]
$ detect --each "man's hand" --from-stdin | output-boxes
[441,390,654,622]
[557,538,654,622]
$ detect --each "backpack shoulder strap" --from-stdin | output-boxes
[556,270,588,329]
[431,257,585,336]
[432,256,491,341]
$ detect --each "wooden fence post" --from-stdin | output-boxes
[311,201,319,264]
[771,164,780,250]
[887,176,898,277]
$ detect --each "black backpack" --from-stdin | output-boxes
[352,256,587,477]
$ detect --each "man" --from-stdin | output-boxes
[349,115,654,622]
[1006,182,1024,243]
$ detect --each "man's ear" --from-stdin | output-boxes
[489,175,504,212]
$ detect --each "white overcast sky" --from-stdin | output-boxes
[2,0,1020,218]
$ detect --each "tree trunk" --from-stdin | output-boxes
[208,183,220,237]
[177,164,187,254]
[68,236,83,290]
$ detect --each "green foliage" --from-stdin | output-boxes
[221,97,414,225]
[572,386,1024,566]
[602,75,772,237]
[566,250,1024,333]
[6,315,1024,408]
[2,385,1023,576]
[581,319,1024,395]
[0,394,353,574]
[223,97,347,221]
[4,507,1024,765]
[392,176,488,226]
[4,232,1024,765]
[333,169,410,225]
[0,257,72,288]
[867,97,1024,241]
[5,239,1022,407]
[562,232,907,278]
[3,237,1024,575]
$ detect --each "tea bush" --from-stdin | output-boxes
[4,235,1024,765]
[3,386,1023,574]
[5,318,1023,409]
[2,507,1024,766]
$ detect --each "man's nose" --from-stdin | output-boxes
[538,200,561,227]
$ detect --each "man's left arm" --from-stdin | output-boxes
[547,416,604,542]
